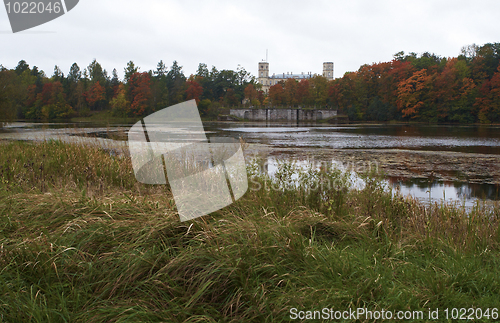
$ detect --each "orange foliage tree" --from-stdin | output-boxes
[268,83,284,106]
[244,83,260,106]
[397,69,429,118]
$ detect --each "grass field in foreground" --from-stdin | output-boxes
[1,140,500,322]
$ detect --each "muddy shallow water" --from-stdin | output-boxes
[212,122,500,205]
[2,121,500,205]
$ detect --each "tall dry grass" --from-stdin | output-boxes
[0,140,499,322]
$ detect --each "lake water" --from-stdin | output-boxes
[2,121,500,206]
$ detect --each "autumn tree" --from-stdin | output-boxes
[283,78,298,106]
[244,83,260,106]
[224,88,239,106]
[397,69,430,119]
[268,83,284,106]
[2,42,500,122]
[34,81,74,119]
[474,65,500,123]
[488,66,500,121]
[185,77,203,104]
[429,58,475,122]
[128,72,152,116]
[110,83,130,117]
[84,81,106,111]
[296,79,311,106]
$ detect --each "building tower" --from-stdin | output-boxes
[323,62,334,81]
[258,61,270,92]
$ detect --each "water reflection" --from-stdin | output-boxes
[388,177,500,206]
[251,154,499,206]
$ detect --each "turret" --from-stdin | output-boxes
[323,62,334,80]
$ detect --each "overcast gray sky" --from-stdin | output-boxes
[1,0,499,80]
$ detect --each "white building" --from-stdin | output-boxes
[257,61,334,93]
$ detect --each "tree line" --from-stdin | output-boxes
[0,60,256,121]
[1,42,500,123]
[266,43,500,123]
[329,43,500,123]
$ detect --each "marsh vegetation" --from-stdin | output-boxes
[1,140,499,322]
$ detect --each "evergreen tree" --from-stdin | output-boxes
[124,61,139,83]
[52,65,64,82]
[87,59,107,86]
[166,61,186,105]
[154,60,167,78]
[14,60,30,75]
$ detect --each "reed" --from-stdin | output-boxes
[1,140,499,322]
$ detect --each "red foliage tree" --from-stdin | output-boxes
[128,72,152,116]
[84,81,106,110]
[185,79,203,104]
[34,81,74,119]
[25,84,38,107]
[38,81,65,105]
[474,65,500,123]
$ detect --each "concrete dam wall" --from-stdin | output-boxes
[229,109,337,122]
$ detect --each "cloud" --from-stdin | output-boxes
[1,0,499,79]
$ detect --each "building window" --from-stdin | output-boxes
[261,72,263,77]
[328,72,331,76]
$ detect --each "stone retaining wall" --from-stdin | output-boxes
[229,109,337,121]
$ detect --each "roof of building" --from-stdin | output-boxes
[269,73,315,79]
